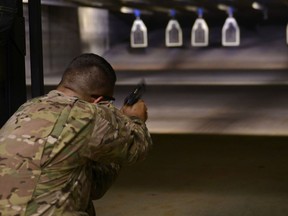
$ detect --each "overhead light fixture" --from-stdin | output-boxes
[120,6,134,14]
[91,2,103,7]
[217,4,229,11]
[130,9,148,48]
[191,8,209,47]
[252,1,268,19]
[165,9,183,47]
[252,2,262,10]
[121,7,153,15]
[185,6,198,12]
[222,7,240,46]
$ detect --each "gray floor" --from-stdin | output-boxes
[94,134,288,216]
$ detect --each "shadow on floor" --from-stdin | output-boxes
[94,134,288,216]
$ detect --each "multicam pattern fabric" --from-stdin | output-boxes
[0,90,152,216]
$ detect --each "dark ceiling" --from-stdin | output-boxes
[63,0,288,22]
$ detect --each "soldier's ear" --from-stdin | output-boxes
[92,96,103,104]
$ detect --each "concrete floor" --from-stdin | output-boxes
[94,134,288,216]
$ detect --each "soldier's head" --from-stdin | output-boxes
[57,53,116,103]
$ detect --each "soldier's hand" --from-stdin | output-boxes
[121,99,148,122]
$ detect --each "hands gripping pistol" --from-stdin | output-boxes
[124,81,146,106]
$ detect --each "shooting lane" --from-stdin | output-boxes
[94,1,288,216]
[1,0,288,216]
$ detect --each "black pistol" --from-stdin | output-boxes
[124,81,146,106]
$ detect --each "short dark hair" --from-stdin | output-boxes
[58,53,116,96]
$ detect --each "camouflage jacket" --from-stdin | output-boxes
[0,90,152,216]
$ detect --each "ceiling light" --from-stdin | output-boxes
[252,1,268,19]
[252,2,262,10]
[185,6,198,12]
[120,6,134,14]
[217,4,229,11]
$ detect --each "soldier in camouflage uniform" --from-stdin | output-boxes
[0,53,153,215]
